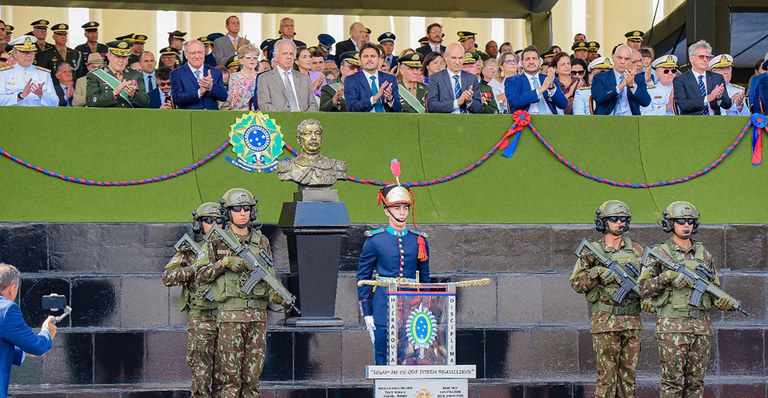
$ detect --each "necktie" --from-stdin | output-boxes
[147,75,154,92]
[615,75,625,115]
[284,71,300,111]
[698,75,709,115]
[531,76,547,114]
[453,75,467,114]
[194,70,201,80]
[233,36,238,51]
[370,75,385,113]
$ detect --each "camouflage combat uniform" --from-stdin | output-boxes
[162,243,220,398]
[638,238,718,398]
[570,236,644,398]
[196,227,274,398]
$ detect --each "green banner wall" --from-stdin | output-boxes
[0,107,763,223]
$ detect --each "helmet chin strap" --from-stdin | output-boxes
[386,206,408,224]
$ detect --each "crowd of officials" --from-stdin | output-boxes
[0,16,766,115]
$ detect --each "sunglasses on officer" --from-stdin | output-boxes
[660,68,677,74]
[673,218,695,225]
[230,205,252,213]
[606,216,629,223]
[200,217,222,225]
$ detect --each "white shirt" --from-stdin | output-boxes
[724,82,748,116]
[692,70,717,115]
[0,63,59,106]
[612,70,634,116]
[523,72,554,115]
[363,70,388,112]
[641,83,674,116]
[188,63,206,98]
[143,71,156,92]
[447,70,465,114]
[430,43,441,53]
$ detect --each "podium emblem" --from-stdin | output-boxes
[405,303,437,357]
[227,111,285,173]
[416,388,432,398]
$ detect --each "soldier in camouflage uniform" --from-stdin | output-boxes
[638,201,736,398]
[162,202,223,398]
[570,200,644,398]
[196,188,280,398]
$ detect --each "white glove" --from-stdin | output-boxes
[364,315,376,343]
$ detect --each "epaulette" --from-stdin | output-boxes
[0,66,12,72]
[364,228,385,237]
[647,84,656,89]
[732,84,744,90]
[35,66,51,73]
[577,86,591,90]
[409,229,429,238]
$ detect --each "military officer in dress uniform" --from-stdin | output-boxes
[168,30,187,63]
[457,31,476,53]
[397,52,427,113]
[0,35,58,106]
[462,51,498,114]
[38,23,81,79]
[378,32,398,71]
[30,19,52,63]
[638,201,738,398]
[163,202,223,398]
[74,21,108,78]
[573,56,612,115]
[85,40,149,108]
[128,34,148,66]
[357,170,430,365]
[587,41,601,63]
[320,51,358,111]
[571,200,645,398]
[159,46,180,69]
[625,30,644,51]
[641,55,677,116]
[709,54,749,116]
[572,41,589,60]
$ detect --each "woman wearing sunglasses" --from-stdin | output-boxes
[551,52,583,114]
[638,201,737,397]
[225,43,259,110]
[640,55,678,115]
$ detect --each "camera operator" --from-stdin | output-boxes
[0,263,57,396]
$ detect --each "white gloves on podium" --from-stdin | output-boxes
[364,315,376,343]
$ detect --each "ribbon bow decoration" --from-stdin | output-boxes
[751,113,766,166]
[497,110,531,158]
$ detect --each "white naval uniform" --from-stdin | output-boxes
[0,63,59,106]
[724,82,749,116]
[572,86,592,115]
[640,84,674,116]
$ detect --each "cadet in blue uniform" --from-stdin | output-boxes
[357,176,430,365]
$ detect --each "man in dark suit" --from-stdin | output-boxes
[426,43,481,113]
[416,23,446,57]
[378,32,398,71]
[335,22,366,65]
[673,40,731,115]
[591,44,651,115]
[53,61,75,106]
[345,43,401,112]
[148,66,173,109]
[757,58,768,113]
[505,45,568,114]
[0,263,56,397]
[170,39,228,110]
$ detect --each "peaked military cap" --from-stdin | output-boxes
[168,30,186,40]
[652,55,678,69]
[9,35,37,52]
[82,21,99,31]
[587,41,600,52]
[115,33,133,41]
[225,55,240,68]
[159,46,179,55]
[378,32,396,44]
[625,30,644,42]
[571,41,588,51]
[107,40,133,56]
[541,47,557,58]
[457,31,476,42]
[463,51,479,64]
[198,36,212,45]
[709,54,733,69]
[132,34,148,44]
[418,36,429,45]
[51,23,68,34]
[398,52,422,68]
[339,51,359,66]
[588,56,613,72]
[365,27,372,34]
[318,33,335,46]
[31,19,49,29]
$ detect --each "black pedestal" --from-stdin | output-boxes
[278,200,350,327]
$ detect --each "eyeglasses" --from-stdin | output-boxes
[241,54,258,60]
[673,218,696,225]
[186,50,205,55]
[230,205,252,213]
[570,70,585,76]
[200,217,221,225]
[660,69,677,74]
[606,216,629,223]
[483,67,495,70]
[695,54,713,61]
[158,81,171,87]
[504,60,518,65]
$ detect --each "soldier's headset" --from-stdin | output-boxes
[660,210,699,234]
[594,209,632,233]
[219,199,260,227]
[191,210,227,234]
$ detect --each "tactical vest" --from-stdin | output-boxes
[653,241,712,318]
[183,242,218,317]
[213,229,271,310]
[586,236,641,316]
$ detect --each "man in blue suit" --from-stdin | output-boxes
[427,43,481,113]
[345,43,401,112]
[673,40,731,115]
[755,58,768,113]
[148,66,173,109]
[505,45,568,114]
[591,44,651,115]
[169,39,228,110]
[0,263,56,396]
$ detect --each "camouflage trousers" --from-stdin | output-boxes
[187,315,219,398]
[657,332,711,398]
[592,329,641,398]
[214,317,268,398]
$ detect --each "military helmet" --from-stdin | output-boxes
[221,188,257,208]
[664,201,699,219]
[596,200,632,218]
[194,202,221,218]
[378,184,413,207]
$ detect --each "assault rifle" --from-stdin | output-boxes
[204,224,300,314]
[575,239,641,304]
[173,234,203,259]
[641,247,748,316]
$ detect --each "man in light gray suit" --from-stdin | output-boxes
[426,43,481,113]
[213,16,250,67]
[256,39,318,112]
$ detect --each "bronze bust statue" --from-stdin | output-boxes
[277,118,347,188]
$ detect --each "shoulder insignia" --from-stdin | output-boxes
[578,86,591,90]
[647,84,656,89]
[0,66,11,72]
[409,229,429,238]
[364,228,385,237]
[35,66,51,73]
[731,84,744,90]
